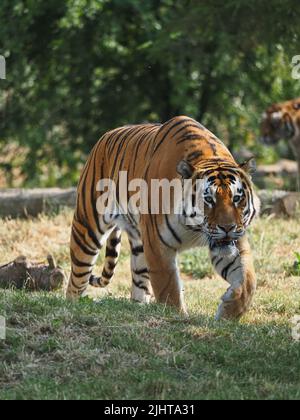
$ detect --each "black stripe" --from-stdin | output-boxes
[71,250,93,268]
[212,255,218,264]
[209,142,218,156]
[110,236,122,247]
[132,131,151,174]
[165,215,182,244]
[132,245,144,256]
[118,125,146,171]
[72,229,98,257]
[108,261,117,271]
[203,167,240,177]
[89,275,101,286]
[107,127,129,155]
[73,225,98,253]
[86,225,101,249]
[227,266,241,277]
[110,126,138,179]
[79,149,95,183]
[177,134,206,145]
[91,148,105,236]
[173,124,203,140]
[132,277,149,292]
[247,190,256,225]
[71,277,86,290]
[154,216,177,251]
[115,126,148,203]
[215,258,223,267]
[153,118,195,153]
[72,269,92,278]
[187,151,203,161]
[106,247,119,258]
[102,269,114,280]
[80,153,95,221]
[228,175,236,183]
[134,268,148,276]
[221,255,239,279]
[208,176,217,184]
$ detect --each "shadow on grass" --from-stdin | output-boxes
[1,291,300,399]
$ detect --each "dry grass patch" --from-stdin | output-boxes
[0,211,300,399]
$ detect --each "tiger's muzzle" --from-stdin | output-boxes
[208,224,245,248]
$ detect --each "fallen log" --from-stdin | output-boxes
[256,159,298,177]
[0,187,298,219]
[0,188,76,218]
[0,255,67,291]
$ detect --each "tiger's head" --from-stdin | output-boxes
[177,159,260,255]
[261,98,300,145]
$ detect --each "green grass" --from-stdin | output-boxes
[0,211,300,400]
[287,253,300,277]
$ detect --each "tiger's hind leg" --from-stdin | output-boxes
[66,217,118,300]
[67,217,104,300]
[211,235,256,320]
[89,227,122,288]
[128,233,153,304]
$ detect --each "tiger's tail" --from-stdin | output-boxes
[89,227,122,288]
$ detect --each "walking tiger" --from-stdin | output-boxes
[66,116,260,320]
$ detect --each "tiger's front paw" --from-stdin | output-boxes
[215,301,244,321]
[215,285,252,321]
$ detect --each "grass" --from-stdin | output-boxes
[287,252,300,277]
[0,210,300,400]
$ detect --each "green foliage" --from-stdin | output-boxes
[0,0,300,186]
[288,252,300,276]
[180,248,213,279]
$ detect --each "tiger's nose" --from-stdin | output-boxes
[218,224,237,233]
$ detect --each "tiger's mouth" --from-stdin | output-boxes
[210,239,239,257]
[212,239,236,248]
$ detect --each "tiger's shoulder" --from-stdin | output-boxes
[152,116,235,170]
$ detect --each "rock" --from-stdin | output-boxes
[257,190,287,214]
[271,193,300,218]
[256,190,300,217]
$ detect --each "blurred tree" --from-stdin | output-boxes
[0,0,300,186]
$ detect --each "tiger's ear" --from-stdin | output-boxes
[176,160,195,179]
[240,157,257,175]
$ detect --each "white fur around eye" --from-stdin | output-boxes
[271,111,283,121]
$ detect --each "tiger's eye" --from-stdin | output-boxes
[205,197,214,204]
